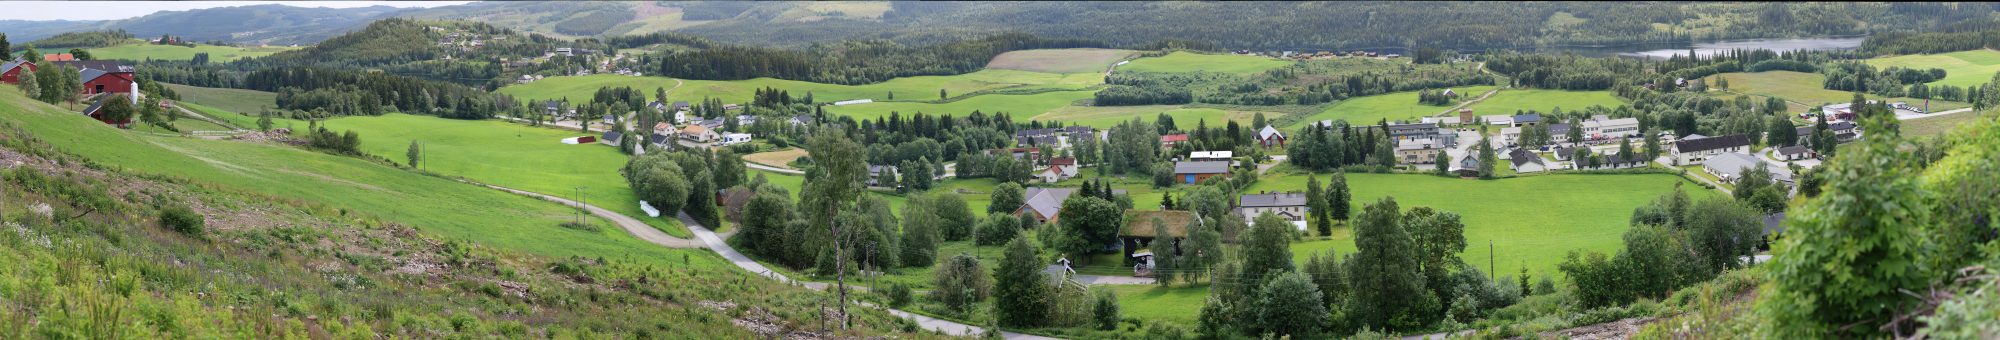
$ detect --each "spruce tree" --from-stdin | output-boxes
[994,236,1049,327]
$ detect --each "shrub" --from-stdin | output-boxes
[976,214,1021,246]
[881,282,913,308]
[558,221,601,232]
[1093,288,1121,330]
[159,205,205,238]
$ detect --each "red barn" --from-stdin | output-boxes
[0,59,33,84]
[51,61,138,97]
[80,97,132,128]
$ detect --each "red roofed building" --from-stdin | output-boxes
[0,59,33,84]
[1160,134,1189,147]
[54,61,138,97]
[43,54,75,62]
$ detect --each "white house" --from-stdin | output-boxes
[1508,148,1548,173]
[1238,191,1309,222]
[1189,151,1233,162]
[719,133,752,145]
[1038,158,1079,183]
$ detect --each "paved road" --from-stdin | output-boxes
[1898,107,1972,121]
[677,212,1053,339]
[482,184,704,248]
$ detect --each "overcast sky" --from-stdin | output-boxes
[0,1,474,21]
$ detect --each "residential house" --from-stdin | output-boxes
[719,133,752,145]
[788,115,815,127]
[0,59,33,84]
[1702,152,1793,184]
[1546,123,1573,144]
[1820,102,1861,121]
[1670,134,1751,164]
[1512,114,1543,127]
[600,131,623,145]
[680,124,718,142]
[545,100,563,117]
[734,115,758,128]
[1395,139,1447,164]
[1454,153,1482,177]
[1424,116,1463,127]
[1017,187,1078,223]
[1499,126,1522,145]
[1552,146,1577,161]
[1038,157,1079,183]
[1256,125,1286,147]
[1189,151,1233,162]
[1160,134,1190,148]
[1172,161,1232,184]
[652,122,676,136]
[1829,121,1860,142]
[672,101,690,112]
[1386,123,1442,142]
[647,133,674,150]
[1238,191,1310,223]
[991,148,1044,164]
[1120,210,1197,261]
[866,165,900,188]
[1775,145,1815,161]
[1508,148,1548,173]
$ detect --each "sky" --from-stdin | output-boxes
[0,1,474,21]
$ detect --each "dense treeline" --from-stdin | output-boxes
[23,30,134,50]
[1858,26,2000,55]
[1485,52,1646,90]
[551,9,636,36]
[652,33,1105,85]
[1821,62,1948,99]
[246,67,515,119]
[1284,120,1396,171]
[1092,85,1192,106]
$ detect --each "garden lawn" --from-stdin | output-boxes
[824,90,1098,121]
[1119,51,1293,75]
[1291,86,1499,127]
[1030,105,1274,129]
[0,87,726,269]
[497,69,1100,105]
[1865,49,2000,88]
[1244,171,1717,277]
[1707,71,1971,112]
[165,83,279,114]
[1464,89,1626,116]
[1105,285,1210,324]
[88,41,299,62]
[318,113,690,237]
[987,48,1140,74]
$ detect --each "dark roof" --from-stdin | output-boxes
[1512,114,1542,123]
[672,101,689,108]
[1776,145,1812,156]
[1546,123,1571,135]
[1173,161,1231,174]
[601,131,622,142]
[1508,148,1542,168]
[1673,134,1751,153]
[82,97,108,115]
[545,100,561,109]
[648,133,671,145]
[1021,187,1076,219]
[1239,192,1308,208]
[1828,121,1856,130]
[1762,213,1786,236]
[49,60,130,73]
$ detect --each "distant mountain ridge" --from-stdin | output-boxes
[3,4,403,45]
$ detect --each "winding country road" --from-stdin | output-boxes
[482,183,704,248]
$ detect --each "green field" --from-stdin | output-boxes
[1118,51,1294,75]
[88,41,299,62]
[1463,88,1627,116]
[1708,71,1970,112]
[165,83,279,114]
[497,69,1101,105]
[1027,104,1272,129]
[1246,171,1716,277]
[0,87,722,269]
[987,48,1140,74]
[1106,285,1210,323]
[1865,49,2000,88]
[317,113,688,237]
[824,90,1099,121]
[1292,86,1499,127]
[1904,108,1998,137]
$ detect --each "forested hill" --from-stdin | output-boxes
[670,2,1990,50]
[1,4,401,45]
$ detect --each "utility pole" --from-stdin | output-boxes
[1489,241,1495,282]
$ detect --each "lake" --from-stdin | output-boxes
[1616,37,1866,60]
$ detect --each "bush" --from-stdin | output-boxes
[160,205,205,238]
[558,221,601,232]
[882,282,913,308]
[976,214,1021,246]
[1093,288,1121,330]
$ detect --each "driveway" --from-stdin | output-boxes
[482,183,703,248]
[1898,107,1971,121]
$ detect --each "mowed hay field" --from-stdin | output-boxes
[1865,49,2000,88]
[823,90,1098,121]
[744,148,808,169]
[1463,88,1627,116]
[165,83,280,114]
[1292,85,1499,127]
[986,48,1140,73]
[317,113,690,237]
[89,41,299,62]
[1904,108,1998,137]
[0,87,725,268]
[498,69,1101,105]
[1707,71,1971,112]
[1029,104,1275,129]
[1245,171,1716,277]
[1118,51,1294,75]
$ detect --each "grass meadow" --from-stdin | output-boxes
[164,83,280,114]
[823,89,1099,121]
[88,41,299,62]
[1864,49,2000,88]
[316,113,690,237]
[1462,88,1628,116]
[1707,71,1971,112]
[987,48,1140,74]
[0,87,724,269]
[1118,51,1294,75]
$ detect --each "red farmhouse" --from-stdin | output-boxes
[0,59,33,84]
[53,61,138,97]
